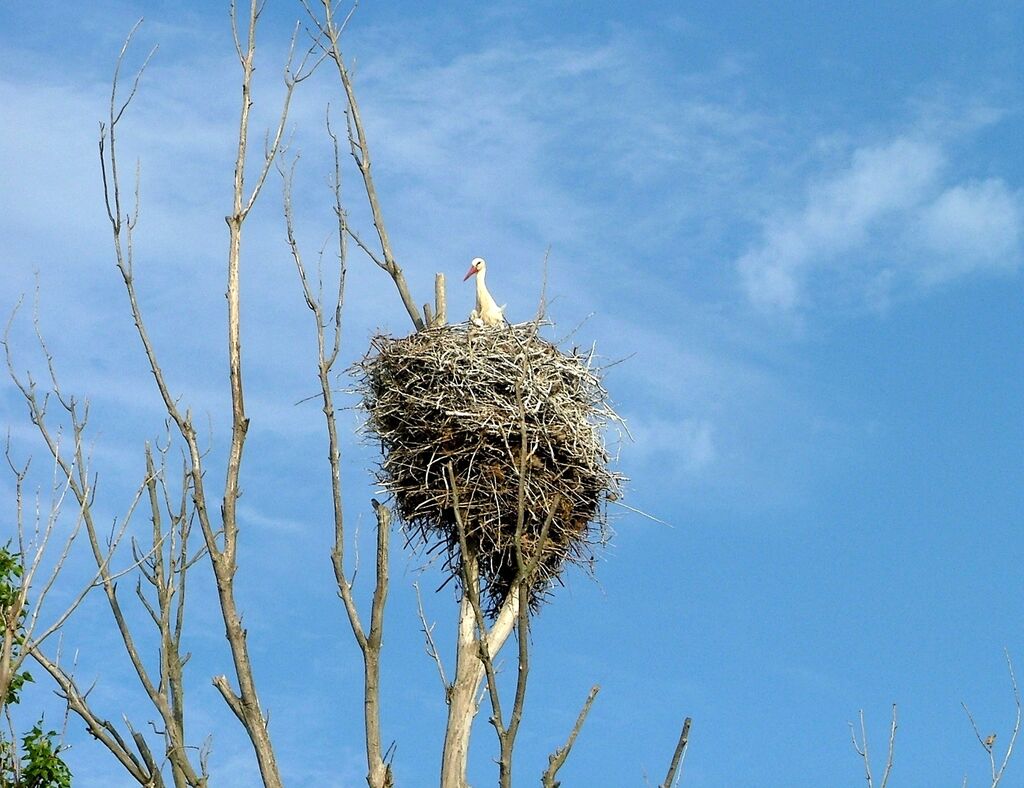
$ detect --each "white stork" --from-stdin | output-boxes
[463,257,506,327]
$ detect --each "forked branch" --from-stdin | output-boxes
[281,145,393,788]
[850,705,897,788]
[307,0,425,331]
[962,651,1020,788]
[444,438,561,788]
[31,649,164,787]
[98,7,319,785]
[5,308,206,785]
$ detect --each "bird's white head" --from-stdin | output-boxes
[463,257,486,281]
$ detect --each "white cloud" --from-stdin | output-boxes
[736,130,1022,311]
[738,137,945,310]
[912,178,1023,283]
[625,415,717,474]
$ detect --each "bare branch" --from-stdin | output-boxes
[963,651,1020,788]
[282,145,392,787]
[660,716,692,788]
[314,0,425,330]
[850,706,896,788]
[542,684,600,787]
[851,710,874,788]
[414,581,449,696]
[29,648,164,787]
[998,651,1022,786]
[344,224,386,270]
[534,247,550,323]
[881,705,897,788]
[239,20,322,219]
[364,500,394,788]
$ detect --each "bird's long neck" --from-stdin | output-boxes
[476,269,497,309]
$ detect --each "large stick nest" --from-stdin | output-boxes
[355,321,624,614]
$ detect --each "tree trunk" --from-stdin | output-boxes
[440,585,519,788]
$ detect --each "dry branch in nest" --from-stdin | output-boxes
[355,321,624,614]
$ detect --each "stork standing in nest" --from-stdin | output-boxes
[463,257,506,327]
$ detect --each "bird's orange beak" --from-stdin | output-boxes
[463,266,477,281]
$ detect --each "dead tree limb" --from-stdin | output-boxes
[413,581,449,696]
[440,584,519,788]
[5,303,208,786]
[31,649,164,787]
[541,684,600,787]
[97,10,318,786]
[307,0,425,331]
[660,716,693,788]
[280,144,393,788]
[850,705,896,788]
[962,651,1020,788]
[434,273,447,326]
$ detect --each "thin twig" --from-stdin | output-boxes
[414,581,449,695]
[880,705,897,788]
[963,651,1021,788]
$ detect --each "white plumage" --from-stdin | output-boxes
[463,257,506,327]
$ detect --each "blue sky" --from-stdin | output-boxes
[1,2,1023,786]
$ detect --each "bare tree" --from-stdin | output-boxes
[298,6,537,786]
[7,5,319,786]
[4,294,211,786]
[209,8,319,781]
[4,4,685,787]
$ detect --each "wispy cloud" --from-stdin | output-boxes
[912,177,1023,284]
[736,126,1022,312]
[624,414,717,474]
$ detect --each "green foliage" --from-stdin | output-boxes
[3,669,33,709]
[18,725,72,788]
[0,723,72,788]
[0,546,23,607]
[0,548,71,787]
[1,544,33,707]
